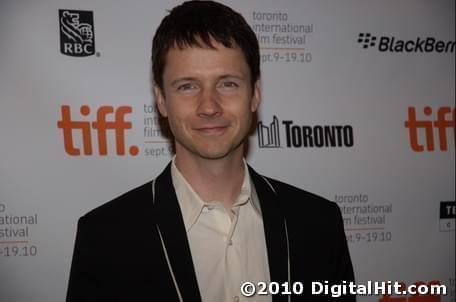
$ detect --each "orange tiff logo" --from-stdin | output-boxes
[405,106,455,152]
[379,281,442,302]
[57,105,139,156]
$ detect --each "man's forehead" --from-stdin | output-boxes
[164,43,248,74]
[163,39,246,67]
[170,35,238,52]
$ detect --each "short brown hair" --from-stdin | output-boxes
[152,0,260,91]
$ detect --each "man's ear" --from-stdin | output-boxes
[154,85,168,117]
[251,80,261,112]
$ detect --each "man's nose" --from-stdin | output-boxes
[196,88,223,117]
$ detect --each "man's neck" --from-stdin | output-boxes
[174,149,246,210]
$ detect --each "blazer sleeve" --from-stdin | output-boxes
[66,216,100,302]
[331,202,356,301]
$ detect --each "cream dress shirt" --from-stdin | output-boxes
[171,159,272,302]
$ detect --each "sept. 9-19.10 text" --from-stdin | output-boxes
[346,231,392,243]
[0,245,37,257]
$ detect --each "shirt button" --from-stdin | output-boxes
[227,239,233,246]
[234,296,240,302]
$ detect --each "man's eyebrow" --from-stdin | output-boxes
[170,74,247,86]
[170,77,196,87]
[218,74,246,81]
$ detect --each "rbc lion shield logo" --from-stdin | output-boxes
[59,10,95,57]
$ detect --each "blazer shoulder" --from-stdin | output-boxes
[261,175,338,212]
[262,175,330,202]
[81,181,154,223]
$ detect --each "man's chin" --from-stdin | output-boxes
[191,144,243,161]
[194,149,232,161]
[175,139,245,161]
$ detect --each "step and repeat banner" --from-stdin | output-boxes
[0,0,454,301]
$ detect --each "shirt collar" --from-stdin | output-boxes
[170,157,261,232]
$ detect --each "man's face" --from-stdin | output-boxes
[155,40,260,161]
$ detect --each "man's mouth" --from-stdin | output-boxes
[194,126,228,135]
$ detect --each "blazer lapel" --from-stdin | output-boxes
[249,166,289,302]
[152,164,289,302]
[153,164,202,302]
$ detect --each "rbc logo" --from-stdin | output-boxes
[59,10,95,57]
[57,105,139,156]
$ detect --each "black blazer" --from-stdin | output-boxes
[67,164,355,302]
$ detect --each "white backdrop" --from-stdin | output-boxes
[0,0,454,301]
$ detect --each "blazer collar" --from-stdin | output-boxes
[153,163,289,302]
[153,163,202,302]
[248,166,289,302]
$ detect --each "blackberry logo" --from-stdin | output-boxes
[59,10,95,57]
[357,33,377,49]
[257,116,354,148]
[357,32,455,53]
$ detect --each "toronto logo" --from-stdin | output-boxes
[59,9,95,57]
[257,116,281,148]
[257,116,354,148]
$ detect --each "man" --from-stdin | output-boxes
[66,1,355,301]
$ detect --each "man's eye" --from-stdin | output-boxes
[177,83,195,91]
[221,81,239,88]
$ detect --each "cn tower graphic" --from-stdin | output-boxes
[257,116,281,148]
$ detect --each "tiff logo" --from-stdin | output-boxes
[257,115,281,148]
[59,9,95,57]
[358,33,377,49]
[57,105,139,156]
[404,106,455,152]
